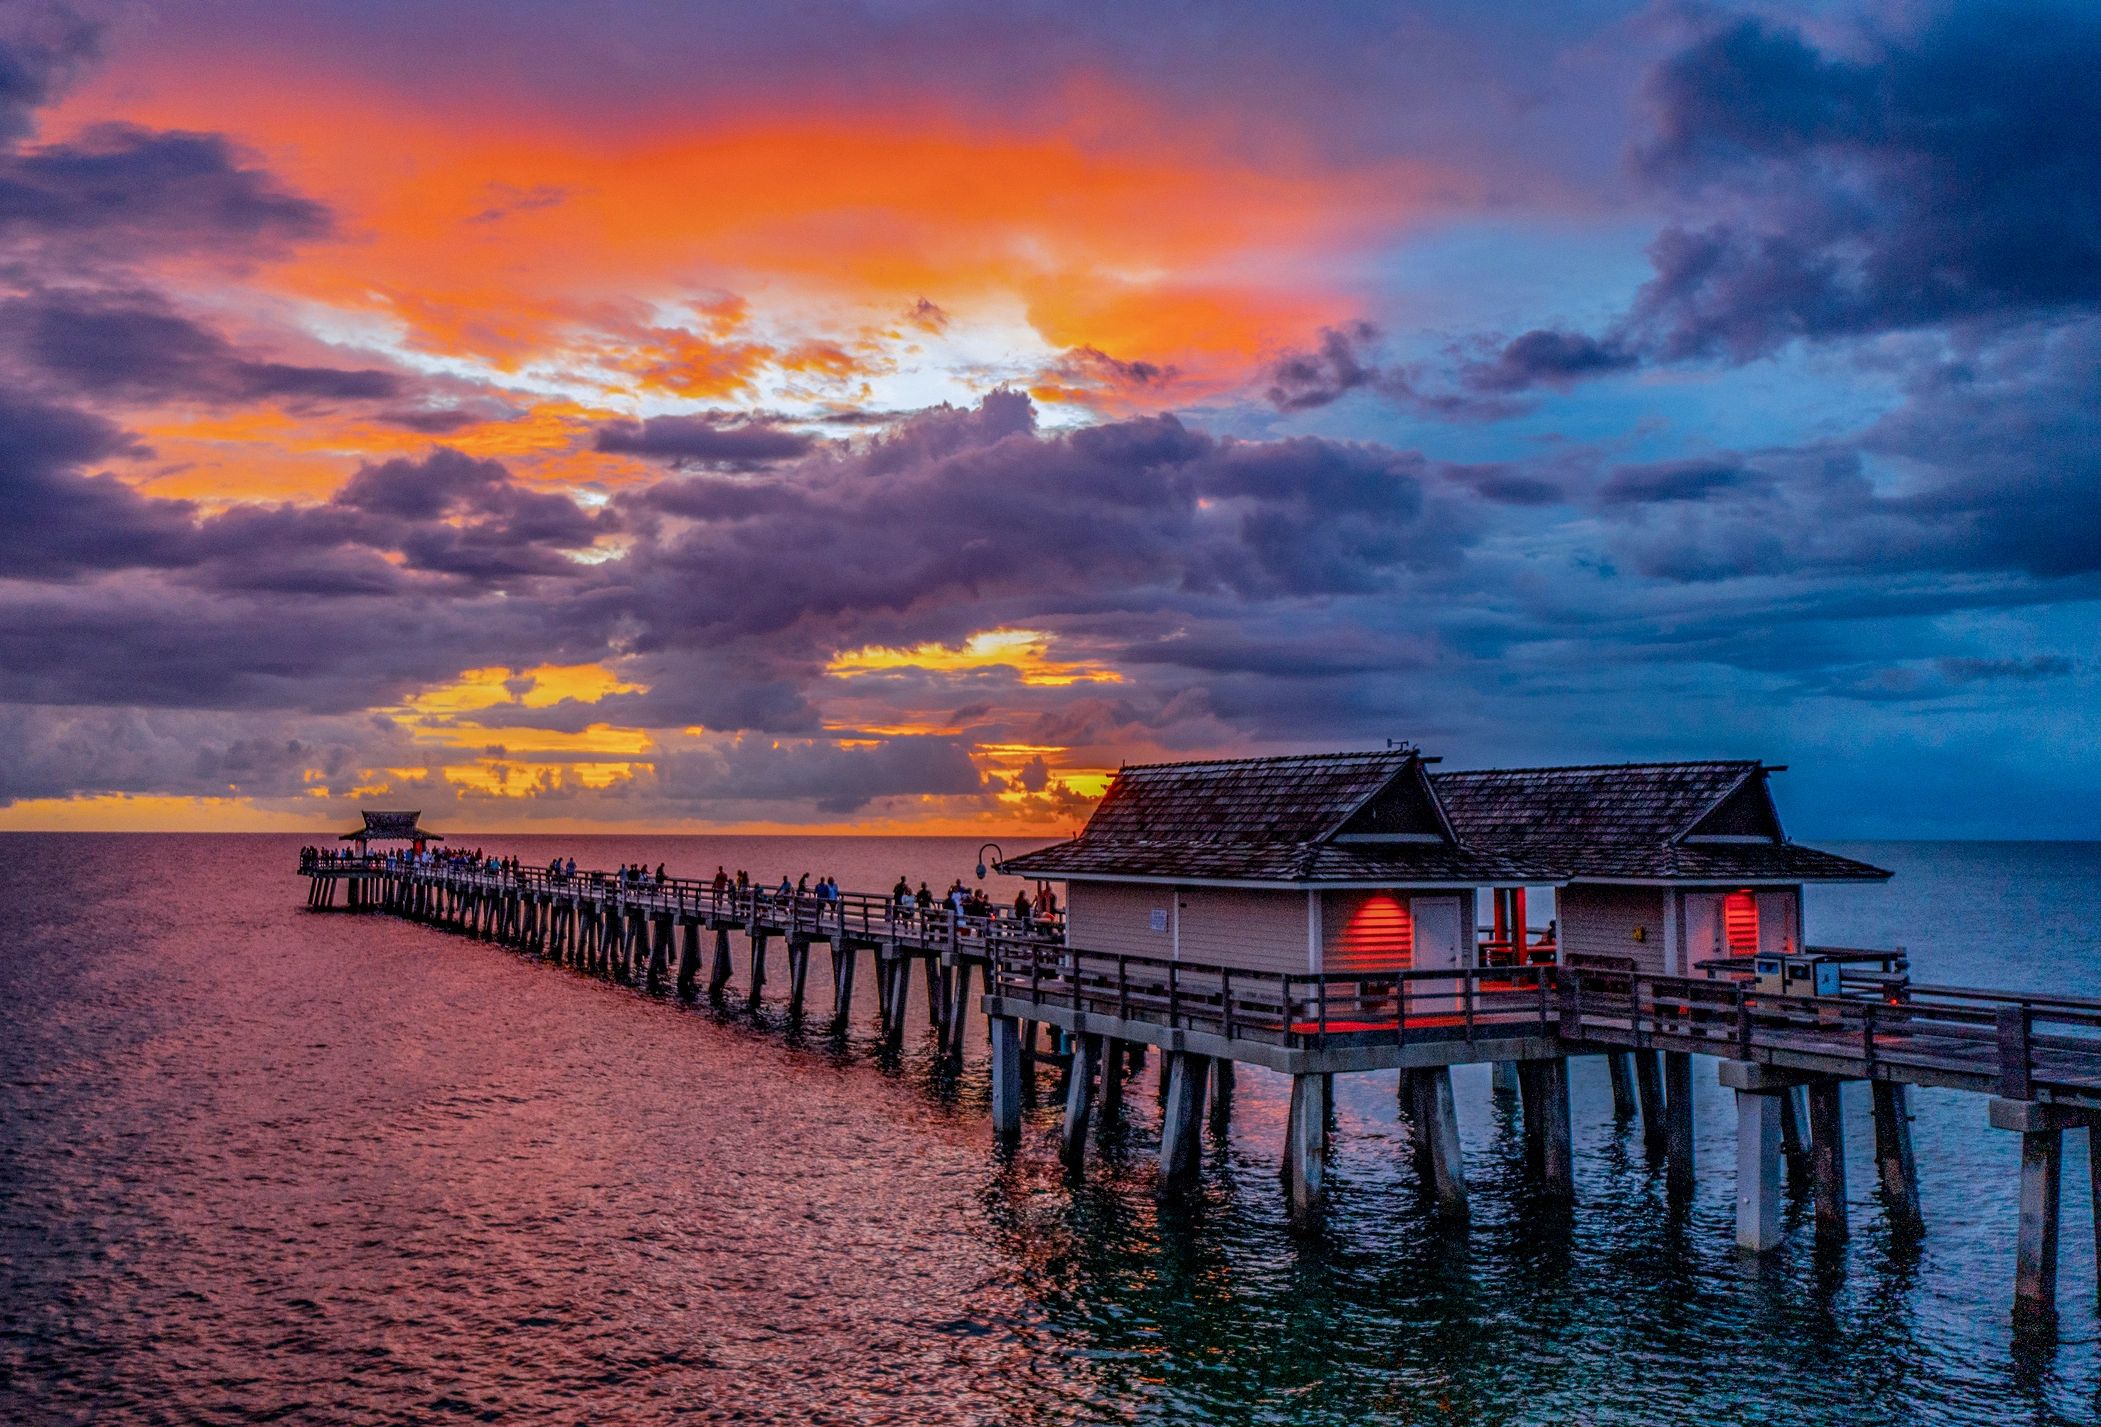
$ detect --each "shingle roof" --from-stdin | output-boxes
[1078,750,1418,845]
[1433,762,1887,882]
[1002,835,1528,884]
[999,750,1518,883]
[1001,752,1890,886]
[1433,761,1758,848]
[339,810,442,841]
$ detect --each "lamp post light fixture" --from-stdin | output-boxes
[976,843,1005,880]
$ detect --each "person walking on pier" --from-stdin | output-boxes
[892,875,910,908]
[713,866,729,906]
[1014,888,1033,927]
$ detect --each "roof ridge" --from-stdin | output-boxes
[1435,759,1761,778]
[1119,748,1411,772]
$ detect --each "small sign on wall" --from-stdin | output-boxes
[1149,908,1169,933]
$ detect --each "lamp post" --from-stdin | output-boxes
[976,843,1005,880]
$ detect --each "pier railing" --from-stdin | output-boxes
[303,854,2101,1105]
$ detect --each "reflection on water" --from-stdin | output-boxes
[2,834,2097,1425]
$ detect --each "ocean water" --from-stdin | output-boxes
[2,833,2098,1426]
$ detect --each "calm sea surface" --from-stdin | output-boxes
[3,834,2099,1425]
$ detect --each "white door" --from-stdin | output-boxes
[1755,890,1799,955]
[1410,895,1464,1014]
[1682,893,1723,978]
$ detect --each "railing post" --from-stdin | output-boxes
[1861,1001,1877,1072]
[1736,985,1752,1054]
[1168,959,1180,1028]
[1316,975,1327,1040]
[1118,956,1129,1020]
[1223,967,1236,1039]
[1558,969,1581,1041]
[1998,1004,2034,1100]
[1537,969,1549,1035]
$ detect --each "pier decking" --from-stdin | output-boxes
[301,849,2101,1333]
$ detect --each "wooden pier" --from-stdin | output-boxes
[300,850,2101,1335]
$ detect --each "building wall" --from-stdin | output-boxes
[1560,884,1670,974]
[1065,882,1175,960]
[1174,887,1312,974]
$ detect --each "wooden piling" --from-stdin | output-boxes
[1158,1051,1209,1188]
[1209,1058,1234,1134]
[709,927,733,998]
[676,919,701,1000]
[2014,1127,2062,1333]
[1519,1058,1575,1199]
[1284,1072,1330,1228]
[1871,1080,1924,1240]
[1407,1065,1470,1222]
[1061,1032,1102,1170]
[1607,1052,1637,1122]
[989,1016,1023,1145]
[646,914,671,993]
[1098,1038,1126,1128]
[831,944,857,1032]
[1806,1078,1848,1242]
[1779,1084,1810,1190]
[748,930,769,1009]
[1734,1087,1785,1252]
[943,961,973,1075]
[1663,1051,1695,1200]
[1634,1050,1668,1164]
[786,938,811,1020]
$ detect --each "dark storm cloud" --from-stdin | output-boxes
[594,412,818,469]
[1473,4,2101,392]
[1462,329,1636,393]
[0,4,98,143]
[651,733,985,814]
[0,391,192,578]
[0,123,331,272]
[1265,322,1518,420]
[1597,459,1767,506]
[0,290,401,405]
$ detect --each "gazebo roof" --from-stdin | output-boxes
[338,810,443,842]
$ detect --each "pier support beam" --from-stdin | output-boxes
[1719,1062,1789,1253]
[1805,1078,1848,1243]
[989,1015,1023,1146]
[786,937,811,1021]
[1209,1059,1235,1135]
[676,919,701,1001]
[831,945,858,1033]
[943,962,974,1076]
[708,928,733,998]
[1283,1072,1330,1228]
[1518,1058,1574,1200]
[1989,1097,2083,1334]
[1491,1061,1521,1099]
[1779,1085,1811,1192]
[1663,1051,1695,1201]
[1060,1033,1102,1170]
[1607,1052,1638,1122]
[748,931,770,1010]
[1871,1081,1924,1240]
[1406,1067,1470,1222]
[1158,1052,1209,1189]
[1634,1050,1668,1165]
[646,914,670,994]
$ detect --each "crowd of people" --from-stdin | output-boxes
[299,845,1061,929]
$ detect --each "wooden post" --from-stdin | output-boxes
[1519,1058,1574,1199]
[884,954,912,1049]
[646,914,670,993]
[1607,1052,1637,1122]
[709,927,733,998]
[1097,1037,1125,1126]
[1061,1033,1102,1170]
[786,938,811,1021]
[1806,1078,1848,1242]
[1158,1052,1209,1187]
[944,961,974,1075]
[1285,1073,1330,1228]
[1209,1058,1235,1134]
[1018,1021,1039,1105]
[1734,1088,1785,1252]
[831,944,857,1032]
[1779,1084,1810,1190]
[2015,1127,2063,1334]
[676,919,701,1001]
[1870,1081,1924,1240]
[1491,1061,1521,1099]
[989,1016,1023,1145]
[1663,1051,1695,1200]
[748,930,769,1009]
[1635,1050,1668,1165]
[1407,1065,1469,1222]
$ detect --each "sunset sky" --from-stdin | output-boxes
[1,1,2095,837]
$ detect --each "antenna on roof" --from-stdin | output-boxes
[1385,738,1420,754]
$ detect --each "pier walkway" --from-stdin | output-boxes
[301,853,2101,1335]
